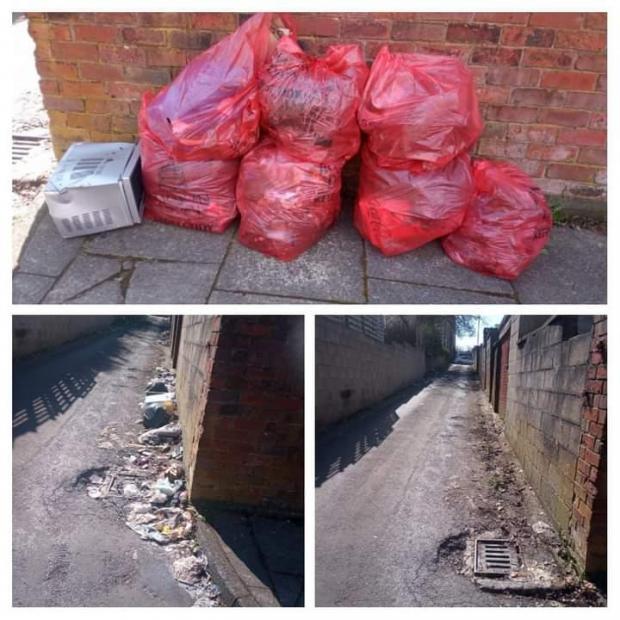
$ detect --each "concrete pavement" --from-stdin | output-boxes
[315,366,573,607]
[13,205,606,304]
[13,318,193,606]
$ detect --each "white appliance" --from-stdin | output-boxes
[45,142,143,238]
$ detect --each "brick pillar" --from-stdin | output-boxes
[569,315,607,583]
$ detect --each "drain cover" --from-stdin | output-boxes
[12,134,45,163]
[474,538,519,576]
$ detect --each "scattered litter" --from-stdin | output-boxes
[142,404,171,429]
[85,365,220,605]
[173,556,205,585]
[138,423,182,445]
[123,483,141,499]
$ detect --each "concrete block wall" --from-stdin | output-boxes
[175,316,304,516]
[13,315,115,358]
[27,12,607,203]
[505,316,591,534]
[316,317,426,427]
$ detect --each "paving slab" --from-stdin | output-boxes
[208,290,320,304]
[12,272,55,304]
[125,261,218,304]
[365,240,515,297]
[217,215,365,303]
[43,255,122,304]
[67,280,124,304]
[84,219,233,264]
[17,211,83,277]
[513,227,607,304]
[368,278,510,304]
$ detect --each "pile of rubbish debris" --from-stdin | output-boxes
[88,366,220,606]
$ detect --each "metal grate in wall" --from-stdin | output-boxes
[12,135,45,163]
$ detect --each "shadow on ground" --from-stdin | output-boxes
[197,504,304,606]
[12,317,150,440]
[315,373,441,487]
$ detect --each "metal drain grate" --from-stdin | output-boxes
[12,135,45,163]
[474,538,519,576]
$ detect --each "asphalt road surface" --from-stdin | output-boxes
[13,317,192,607]
[315,366,550,607]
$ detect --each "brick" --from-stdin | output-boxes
[86,98,130,115]
[529,13,583,29]
[294,15,341,37]
[583,447,601,468]
[341,18,390,39]
[28,20,51,40]
[188,13,236,30]
[39,79,59,95]
[526,144,578,162]
[146,47,187,67]
[79,63,124,81]
[51,125,91,141]
[597,74,606,92]
[107,82,150,99]
[169,30,212,50]
[43,95,85,112]
[138,13,187,28]
[481,121,507,139]
[501,27,555,47]
[565,91,606,111]
[49,24,73,40]
[523,49,574,68]
[555,30,606,51]
[508,123,557,144]
[61,80,106,97]
[124,66,171,86]
[595,366,607,379]
[121,27,166,46]
[470,47,521,65]
[392,22,447,41]
[75,13,138,26]
[74,24,119,43]
[473,13,529,24]
[476,139,527,159]
[487,66,540,86]
[99,45,146,65]
[446,23,500,43]
[546,163,596,182]
[477,86,510,104]
[585,13,607,31]
[511,88,565,106]
[557,128,606,146]
[538,108,590,127]
[541,70,597,90]
[575,53,606,72]
[66,112,111,131]
[487,105,538,123]
[50,41,99,62]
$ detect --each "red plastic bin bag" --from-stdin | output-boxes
[237,140,343,260]
[139,13,285,162]
[141,134,239,233]
[355,147,474,256]
[442,159,552,280]
[258,37,368,163]
[358,46,483,170]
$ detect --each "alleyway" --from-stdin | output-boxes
[13,318,193,606]
[315,366,592,607]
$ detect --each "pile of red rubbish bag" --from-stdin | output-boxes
[139,13,552,278]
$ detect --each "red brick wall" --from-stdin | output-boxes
[28,12,607,201]
[569,316,607,580]
[175,315,304,516]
